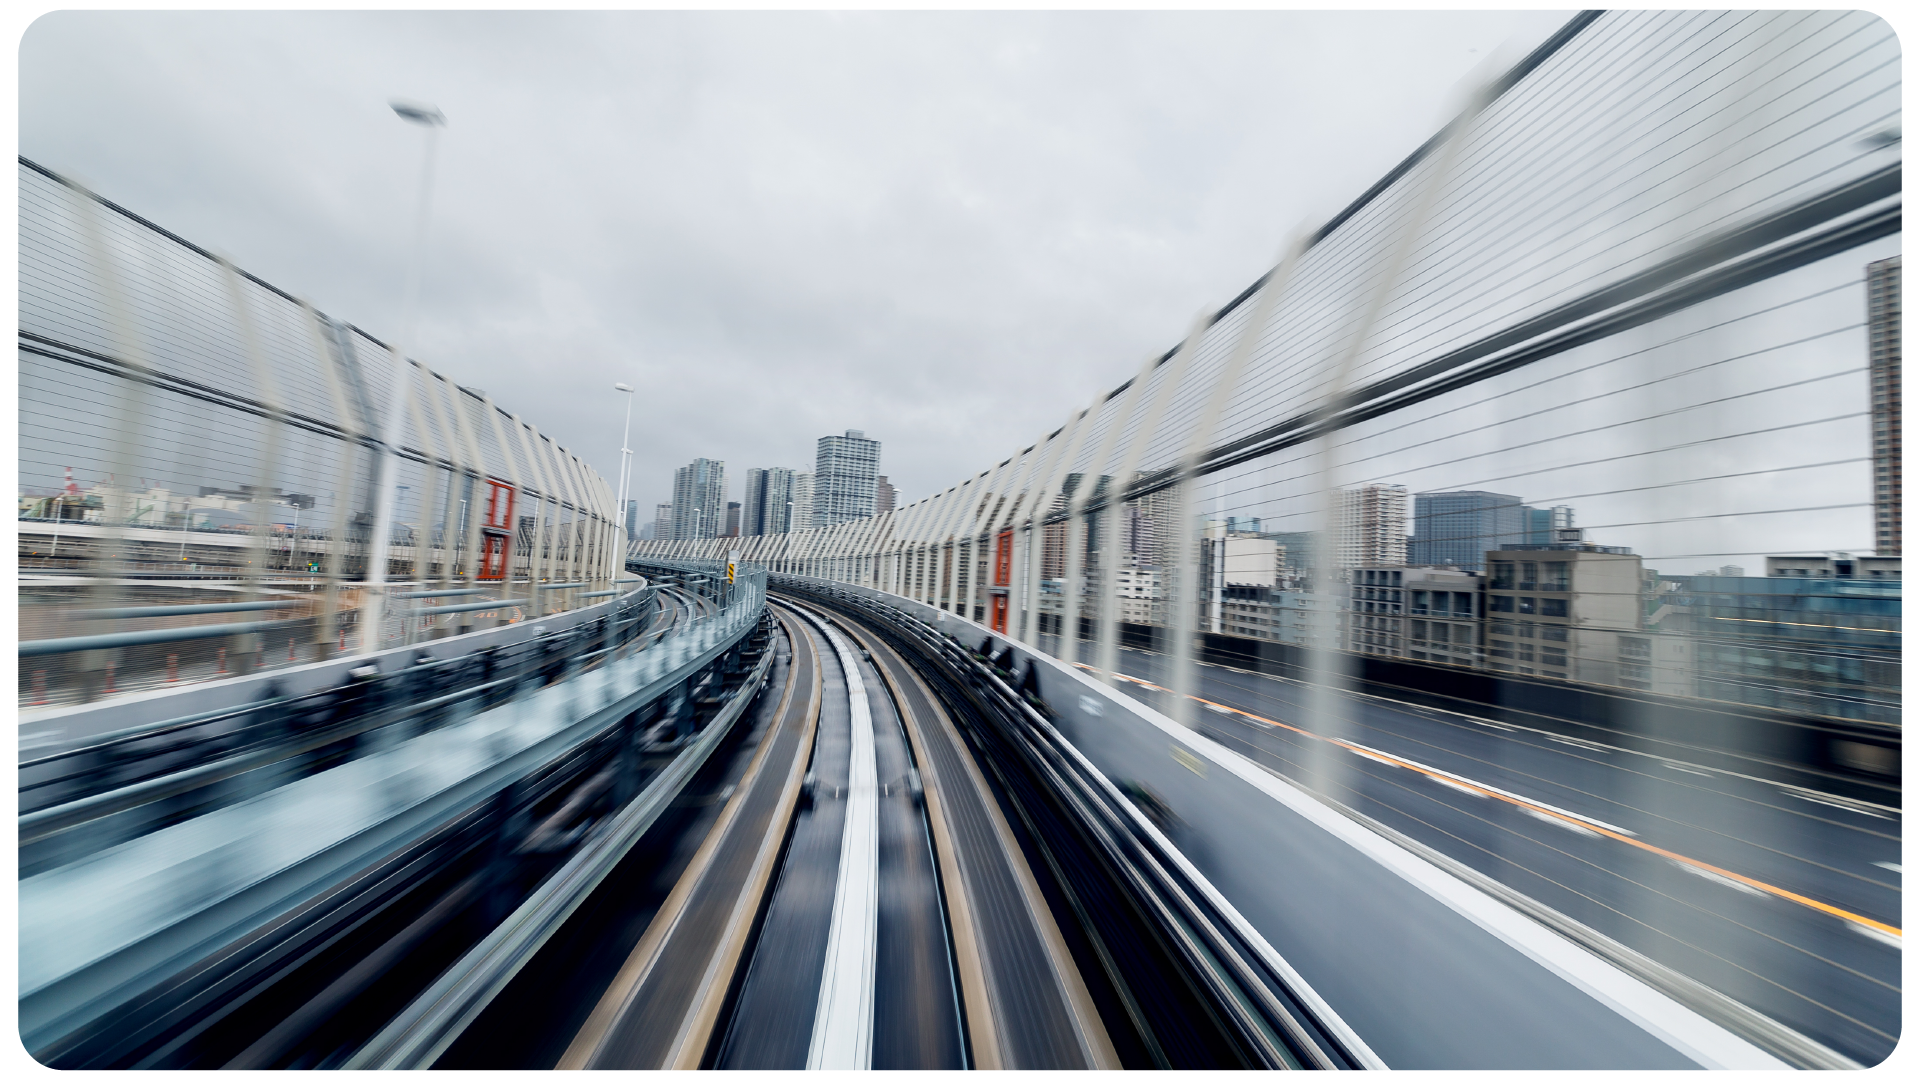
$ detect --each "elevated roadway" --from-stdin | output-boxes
[1085,643,1893,1066]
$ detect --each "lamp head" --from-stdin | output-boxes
[615,382,634,393]
[391,100,447,127]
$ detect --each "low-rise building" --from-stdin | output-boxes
[1219,586,1340,647]
[1344,566,1483,665]
[1485,544,1643,684]
[1405,569,1485,668]
[1670,562,1900,724]
[1765,554,1902,580]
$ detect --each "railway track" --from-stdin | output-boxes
[539,598,1112,1068]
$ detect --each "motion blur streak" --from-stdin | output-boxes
[18,8,1901,1072]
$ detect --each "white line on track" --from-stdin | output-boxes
[798,610,879,1070]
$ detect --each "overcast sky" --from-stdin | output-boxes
[18,8,1577,515]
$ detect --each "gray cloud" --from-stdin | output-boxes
[20,9,1571,511]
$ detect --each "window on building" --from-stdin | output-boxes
[1539,625,1568,642]
[1520,562,1538,589]
[1491,561,1515,590]
[1619,636,1650,658]
[1453,592,1474,616]
[1492,619,1514,636]
[1452,623,1475,644]
[1543,562,1570,590]
[1518,597,1536,615]
[1517,644,1535,662]
[1541,647,1567,666]
[1412,621,1428,640]
[1491,595,1514,613]
[1540,598,1568,618]
[1515,621,1535,638]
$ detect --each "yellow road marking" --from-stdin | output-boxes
[1080,663,1903,940]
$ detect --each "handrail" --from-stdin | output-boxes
[413,599,521,616]
[80,601,302,619]
[20,619,291,657]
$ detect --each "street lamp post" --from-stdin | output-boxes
[361,100,446,655]
[614,382,635,557]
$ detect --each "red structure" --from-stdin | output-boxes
[479,480,515,580]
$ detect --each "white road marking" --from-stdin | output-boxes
[1848,922,1902,950]
[1678,861,1769,898]
[1787,791,1893,819]
[1546,733,1613,753]
[1521,806,1597,836]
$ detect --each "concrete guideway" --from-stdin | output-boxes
[821,603,1120,1069]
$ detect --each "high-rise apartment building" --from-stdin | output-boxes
[1868,255,1900,555]
[653,503,673,540]
[743,467,796,536]
[670,458,725,540]
[724,501,741,537]
[624,499,639,538]
[875,475,897,516]
[814,429,881,528]
[742,469,767,537]
[1339,484,1408,568]
[1126,479,1180,567]
[792,472,814,532]
[1409,490,1522,570]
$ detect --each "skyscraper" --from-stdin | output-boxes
[724,501,741,537]
[792,472,814,531]
[653,503,673,540]
[1339,484,1409,568]
[1408,489,1523,571]
[814,429,881,528]
[624,499,638,538]
[875,475,897,516]
[1868,255,1901,555]
[670,458,725,540]
[742,467,797,536]
[742,469,766,537]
